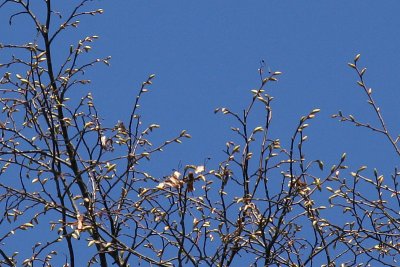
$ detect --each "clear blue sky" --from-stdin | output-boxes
[1,0,400,265]
[83,1,400,174]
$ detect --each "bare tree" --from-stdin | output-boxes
[0,1,398,267]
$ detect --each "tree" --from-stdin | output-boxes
[0,1,399,266]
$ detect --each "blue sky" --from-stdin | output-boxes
[78,1,400,173]
[1,0,400,265]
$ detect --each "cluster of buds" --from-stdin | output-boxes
[156,166,205,192]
